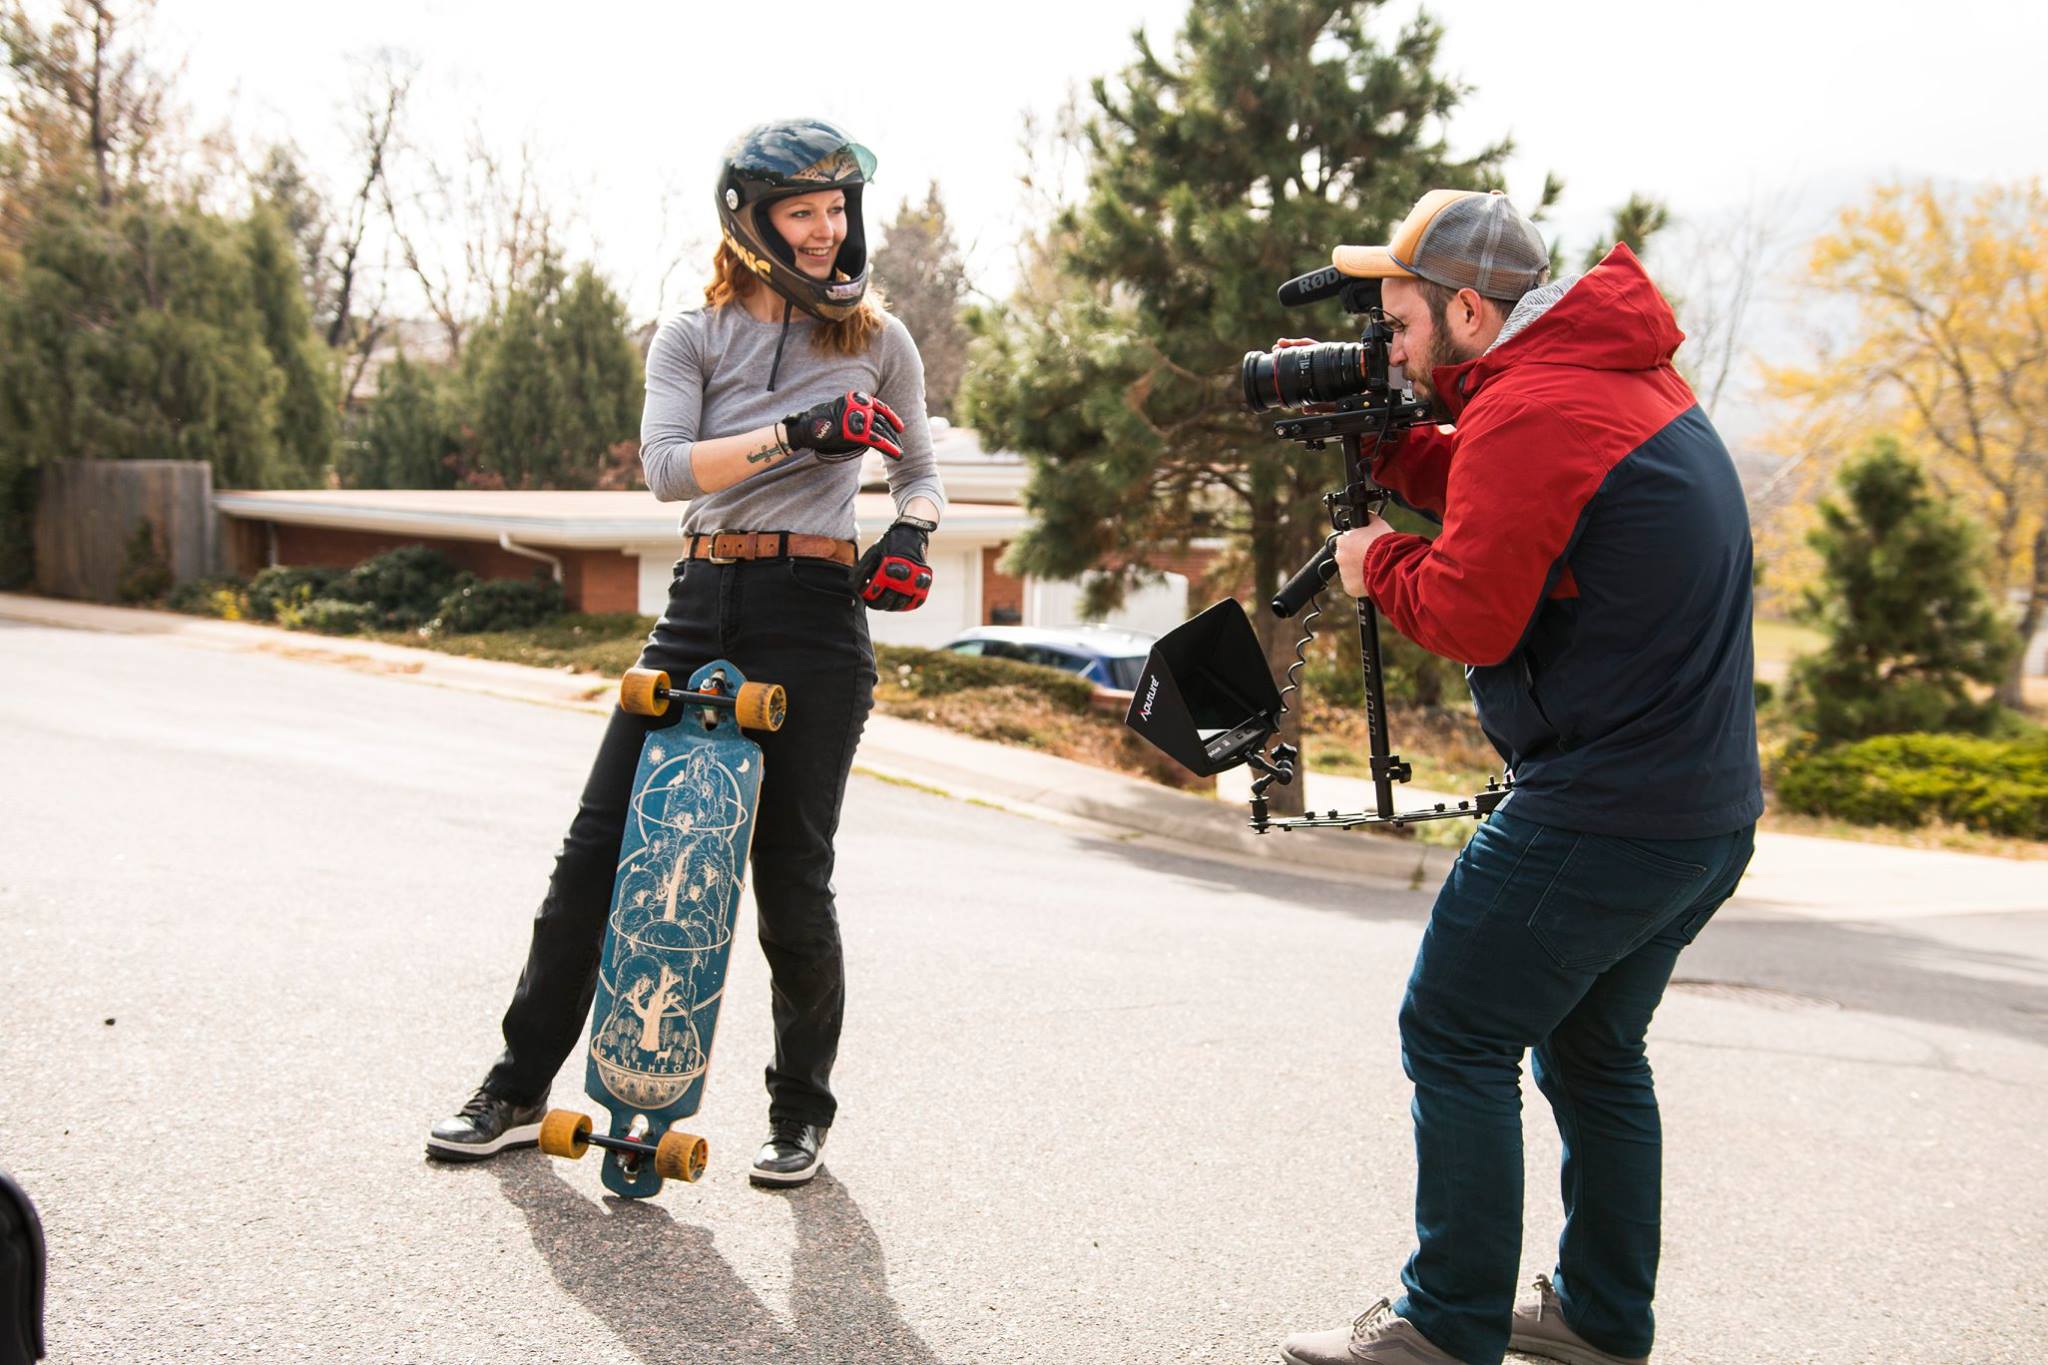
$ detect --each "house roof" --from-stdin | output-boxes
[213,488,1030,547]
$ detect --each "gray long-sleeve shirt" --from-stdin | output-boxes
[639,303,946,538]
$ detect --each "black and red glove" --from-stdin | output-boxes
[856,518,935,612]
[783,390,906,462]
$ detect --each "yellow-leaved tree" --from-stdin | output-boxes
[1765,179,2046,705]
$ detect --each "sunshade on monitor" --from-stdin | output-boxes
[1123,599,1283,777]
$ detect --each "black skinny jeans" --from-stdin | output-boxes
[484,554,876,1127]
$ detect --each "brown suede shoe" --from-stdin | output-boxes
[1280,1298,1462,1364]
[1508,1275,1649,1365]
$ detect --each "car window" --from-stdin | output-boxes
[1105,656,1147,690]
[948,640,986,655]
[1023,646,1089,673]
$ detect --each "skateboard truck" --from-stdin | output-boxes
[538,1109,708,1183]
[619,667,787,731]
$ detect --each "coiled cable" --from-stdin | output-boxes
[1276,592,1323,720]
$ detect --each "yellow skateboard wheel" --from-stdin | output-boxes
[620,668,670,717]
[538,1109,592,1160]
[735,682,786,733]
[655,1130,708,1182]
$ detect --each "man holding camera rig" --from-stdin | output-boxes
[1275,191,1762,1365]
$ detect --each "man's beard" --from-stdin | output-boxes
[1405,327,1476,405]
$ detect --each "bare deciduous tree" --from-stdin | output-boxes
[326,54,409,382]
[382,125,566,362]
[1,0,168,208]
[1659,190,1797,420]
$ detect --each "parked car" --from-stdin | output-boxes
[940,625,1157,691]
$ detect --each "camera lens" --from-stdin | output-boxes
[1240,342,1368,413]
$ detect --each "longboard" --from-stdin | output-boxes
[537,659,784,1198]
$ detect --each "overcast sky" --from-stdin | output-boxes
[139,0,2047,439]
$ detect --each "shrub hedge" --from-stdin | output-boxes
[167,577,247,618]
[874,643,1095,712]
[334,545,462,629]
[245,565,341,621]
[285,598,378,635]
[426,575,566,635]
[1774,731,2048,839]
[164,547,570,637]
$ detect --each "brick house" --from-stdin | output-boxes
[214,421,1217,647]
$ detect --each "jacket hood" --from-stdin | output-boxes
[1428,243,1685,421]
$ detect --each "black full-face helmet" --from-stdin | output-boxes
[717,119,877,323]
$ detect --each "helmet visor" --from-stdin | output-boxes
[728,120,877,193]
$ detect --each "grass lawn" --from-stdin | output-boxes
[369,613,655,677]
[1753,616,1826,670]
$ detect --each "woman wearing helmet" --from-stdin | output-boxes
[427,118,944,1187]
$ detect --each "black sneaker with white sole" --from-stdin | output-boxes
[425,1088,545,1162]
[749,1119,827,1187]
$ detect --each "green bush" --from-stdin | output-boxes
[115,522,173,604]
[285,598,378,635]
[426,574,566,634]
[331,545,462,629]
[245,565,342,621]
[1774,731,2048,839]
[875,644,1095,712]
[166,577,249,618]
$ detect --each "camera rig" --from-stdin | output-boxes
[1124,273,1510,835]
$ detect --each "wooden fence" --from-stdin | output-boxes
[33,460,220,602]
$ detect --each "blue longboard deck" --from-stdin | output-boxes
[584,660,764,1198]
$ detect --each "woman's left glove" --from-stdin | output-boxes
[856,518,935,612]
[783,390,906,461]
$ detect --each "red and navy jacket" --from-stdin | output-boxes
[1361,244,1763,838]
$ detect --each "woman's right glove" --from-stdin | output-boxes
[856,518,935,612]
[783,390,906,461]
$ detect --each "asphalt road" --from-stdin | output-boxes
[3,619,2045,1364]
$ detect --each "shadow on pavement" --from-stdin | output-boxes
[491,1157,945,1364]
[1079,818,2048,1051]
[1067,828,1440,924]
[1679,911,2048,1051]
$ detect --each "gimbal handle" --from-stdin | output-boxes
[1271,538,1338,619]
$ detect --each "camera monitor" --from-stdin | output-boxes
[1125,599,1284,777]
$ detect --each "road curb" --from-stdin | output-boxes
[1,592,1451,887]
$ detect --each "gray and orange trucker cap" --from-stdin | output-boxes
[1333,189,1548,301]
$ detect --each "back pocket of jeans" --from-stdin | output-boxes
[1527,835,1709,971]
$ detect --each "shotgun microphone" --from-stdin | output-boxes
[1276,265,1348,308]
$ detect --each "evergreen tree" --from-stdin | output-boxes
[251,142,334,323]
[0,193,357,580]
[871,182,971,420]
[1789,435,2017,746]
[959,0,1511,804]
[339,352,457,489]
[0,195,283,483]
[462,260,642,489]
[245,203,339,482]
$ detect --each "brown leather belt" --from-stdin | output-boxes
[686,531,858,566]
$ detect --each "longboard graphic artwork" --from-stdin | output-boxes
[537,660,784,1199]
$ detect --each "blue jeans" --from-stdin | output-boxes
[1394,810,1755,1364]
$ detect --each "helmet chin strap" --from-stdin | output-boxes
[766,296,793,393]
